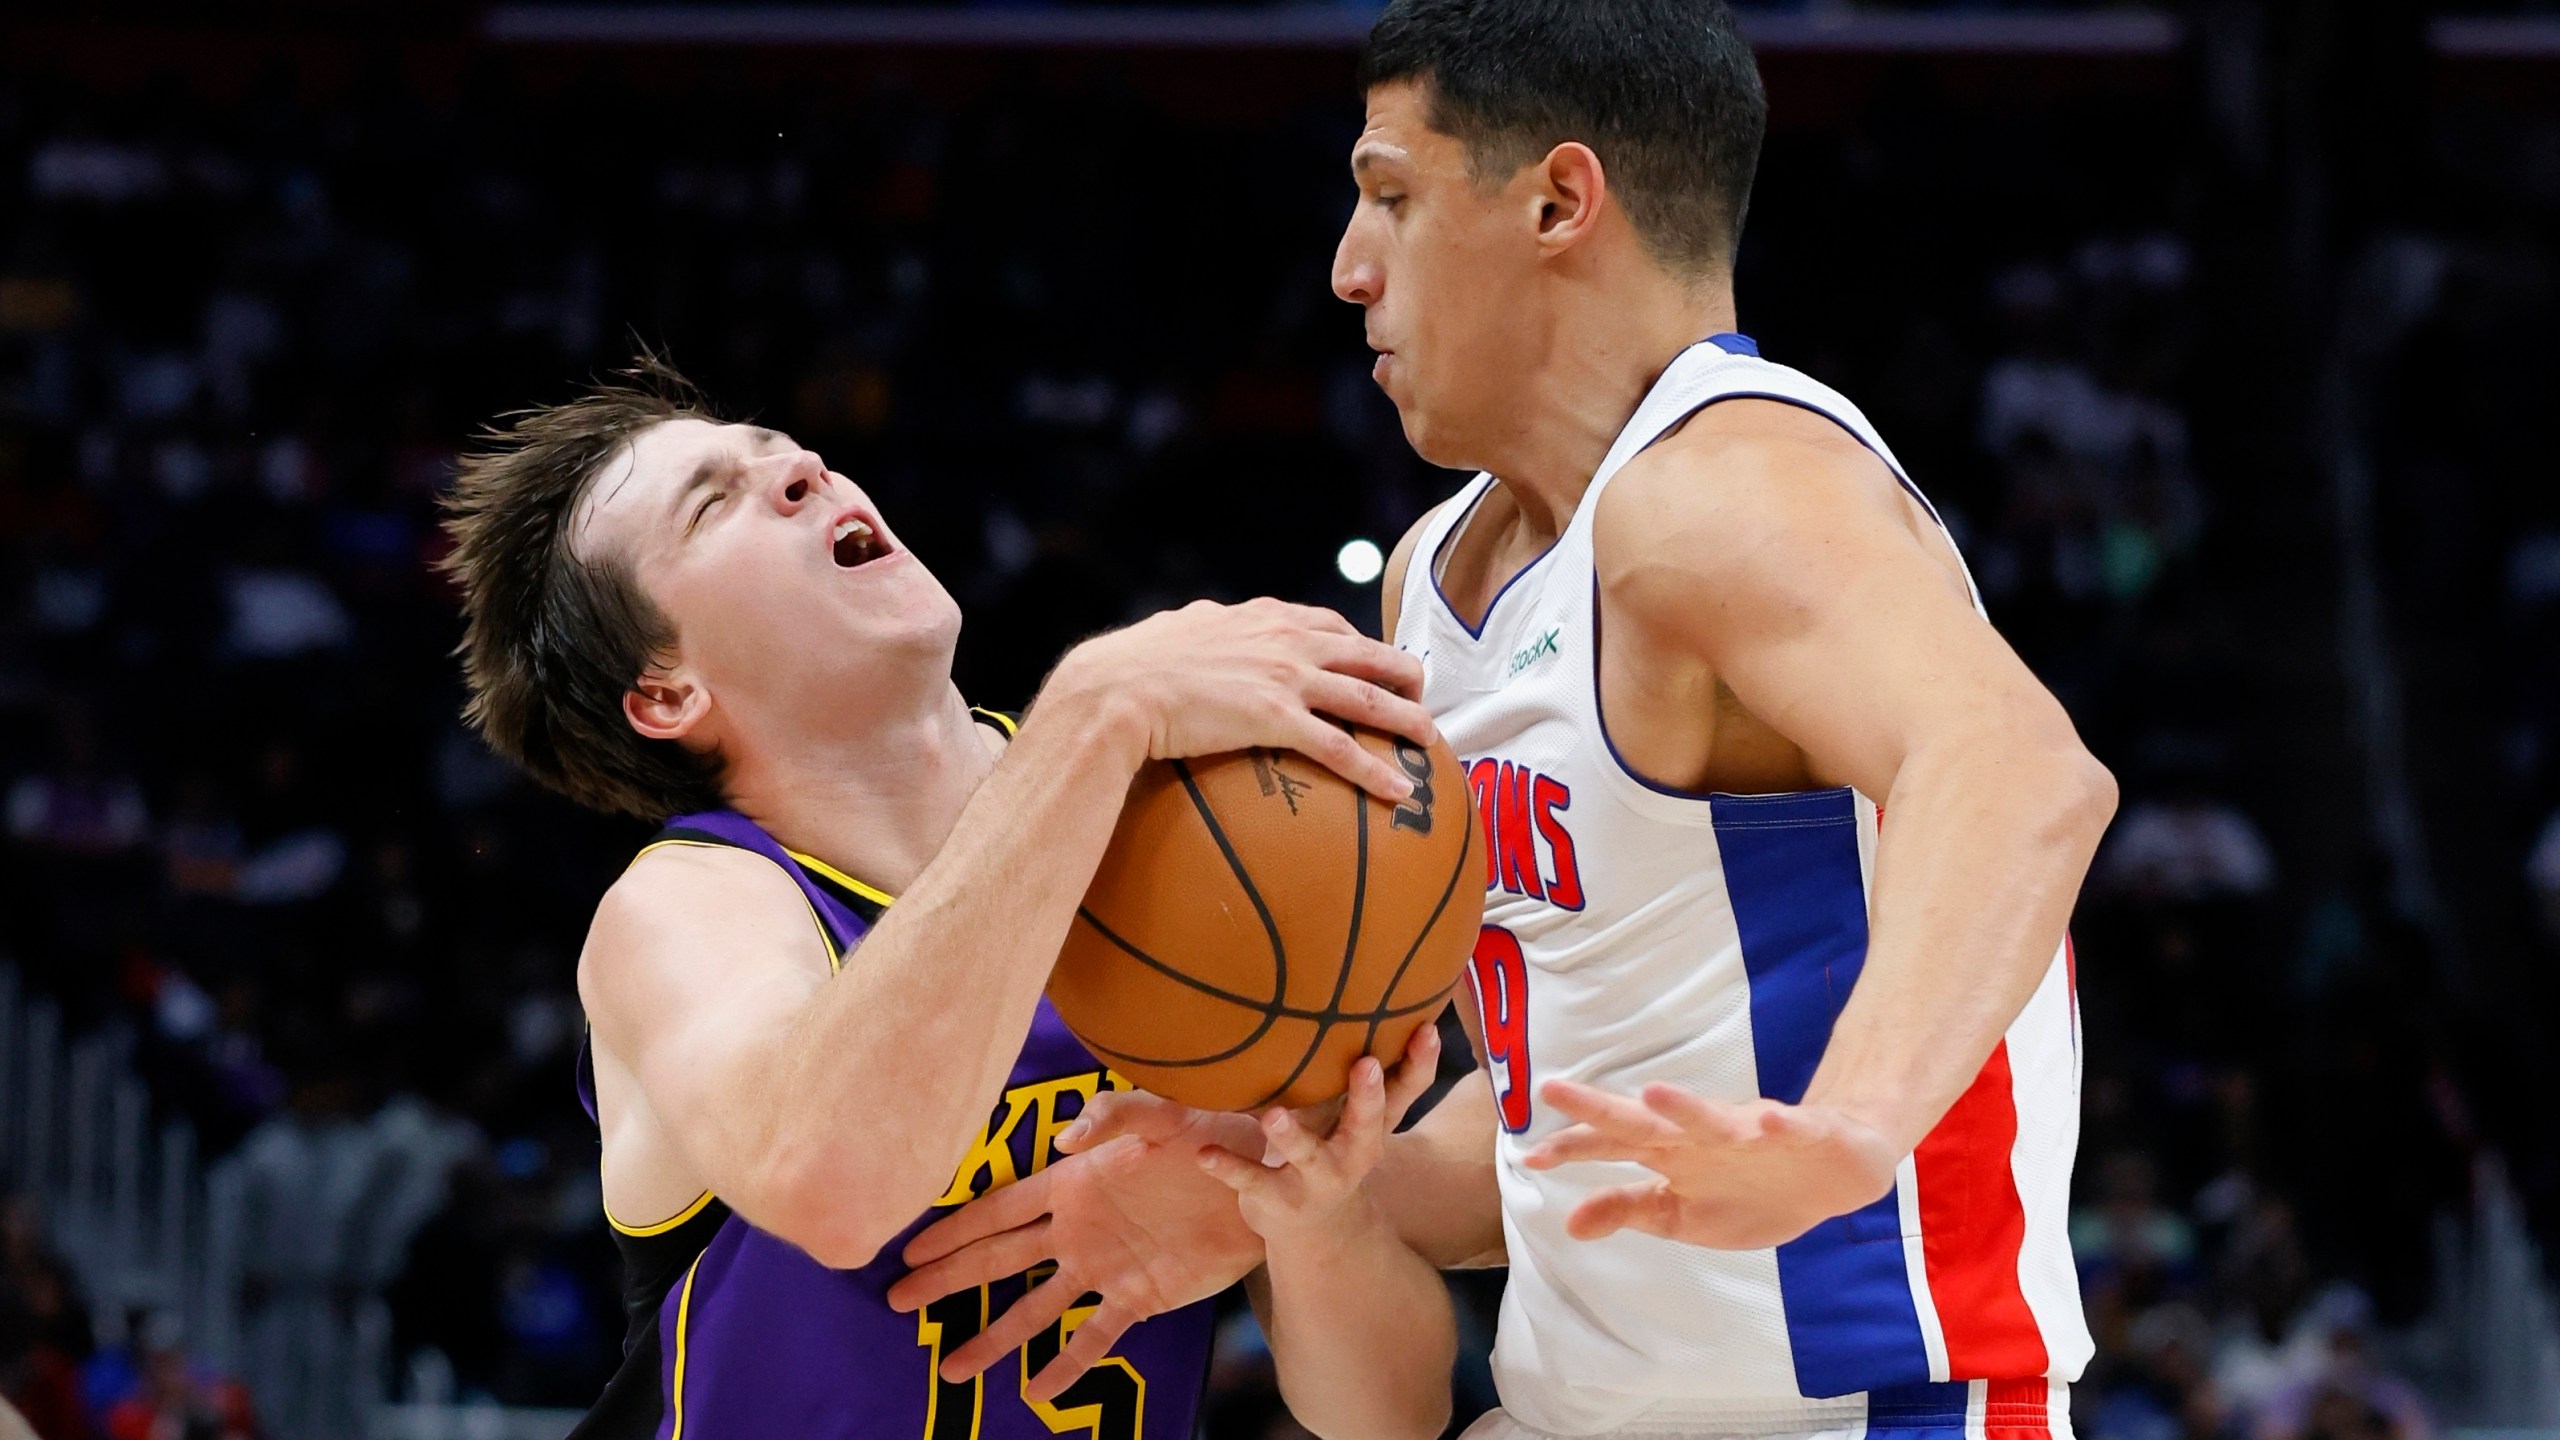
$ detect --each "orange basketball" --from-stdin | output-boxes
[1049,728,1484,1111]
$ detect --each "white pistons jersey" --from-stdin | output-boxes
[1397,336,2091,1439]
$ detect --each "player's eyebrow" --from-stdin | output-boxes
[1351,143,1405,177]
[669,454,727,523]
[668,428,793,528]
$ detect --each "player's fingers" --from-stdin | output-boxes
[901,1167,1052,1267]
[1539,1079,1685,1145]
[1302,630,1431,706]
[1638,1083,1761,1144]
[1024,1301,1140,1405]
[1521,1122,1656,1170]
[1259,599,1362,638]
[940,1274,1080,1383]
[1197,1144,1271,1197]
[1302,668,1438,753]
[1381,1016,1443,1129]
[1281,712,1412,803]
[887,1222,1054,1314]
[1056,1090,1186,1152]
[1258,1106,1327,1171]
[1565,1179,1682,1243]
[1332,1057,1389,1174]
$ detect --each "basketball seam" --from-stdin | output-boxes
[1358,796,1476,1057]
[1069,906,1285,1066]
[1069,907,1454,1036]
[1173,757,1290,1016]
[1070,747,1465,1104]
[1058,760,1296,1076]
[1247,721,1371,1112]
[1066,986,1453,1073]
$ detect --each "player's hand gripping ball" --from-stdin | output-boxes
[1049,727,1484,1110]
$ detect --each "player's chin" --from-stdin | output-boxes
[1395,405,1466,471]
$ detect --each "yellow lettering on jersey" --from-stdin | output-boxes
[932,1070,1134,1208]
[1023,1269,1146,1440]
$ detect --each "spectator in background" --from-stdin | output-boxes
[0,1197,93,1440]
[83,1314,259,1440]
[2252,1290,2434,1440]
[2095,788,2277,902]
[4,717,146,859]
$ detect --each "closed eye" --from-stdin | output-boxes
[686,492,723,535]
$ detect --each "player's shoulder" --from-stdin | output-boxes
[1597,398,1907,551]
[581,840,822,1001]
[1643,395,1893,489]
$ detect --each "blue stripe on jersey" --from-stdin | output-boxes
[1868,1380,1975,1436]
[1712,789,1935,1400]
[1707,331,1761,356]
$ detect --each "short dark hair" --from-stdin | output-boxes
[1361,0,1767,273]
[439,353,729,822]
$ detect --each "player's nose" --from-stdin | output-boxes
[759,449,829,514]
[1331,231,1380,307]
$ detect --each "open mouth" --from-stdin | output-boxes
[831,513,891,569]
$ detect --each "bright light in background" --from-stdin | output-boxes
[1336,538,1385,584]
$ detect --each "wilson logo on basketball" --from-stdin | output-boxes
[1390,737,1437,835]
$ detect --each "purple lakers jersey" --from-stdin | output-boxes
[571,770,1215,1439]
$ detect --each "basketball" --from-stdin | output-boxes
[1049,727,1484,1112]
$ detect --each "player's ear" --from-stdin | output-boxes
[1533,141,1609,257]
[625,665,710,742]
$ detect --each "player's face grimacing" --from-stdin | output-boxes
[1332,79,1548,471]
[571,416,963,746]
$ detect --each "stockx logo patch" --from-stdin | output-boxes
[1508,627,1562,679]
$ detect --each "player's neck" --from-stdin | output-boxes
[717,685,997,897]
[1490,272,1737,536]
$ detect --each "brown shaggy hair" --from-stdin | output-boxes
[439,353,729,821]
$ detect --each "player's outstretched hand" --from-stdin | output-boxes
[887,1093,1261,1401]
[1522,1080,1899,1250]
[888,1024,1440,1403]
[1198,1049,1401,1247]
[1041,597,1434,804]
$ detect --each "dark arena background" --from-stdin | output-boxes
[4,2,2560,1438]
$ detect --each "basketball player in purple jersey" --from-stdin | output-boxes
[897,3,2119,1437]
[437,358,1443,1439]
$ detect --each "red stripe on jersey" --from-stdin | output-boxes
[1914,1041,2049,1378]
[1984,1377,2053,1439]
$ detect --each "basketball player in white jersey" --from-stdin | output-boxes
[890,3,2118,1437]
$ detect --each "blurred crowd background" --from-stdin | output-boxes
[4,1,2560,1438]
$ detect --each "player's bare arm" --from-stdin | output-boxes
[584,598,1438,1271]
[1366,997,1506,1269]
[1521,397,2116,1249]
[1206,1042,1456,1440]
